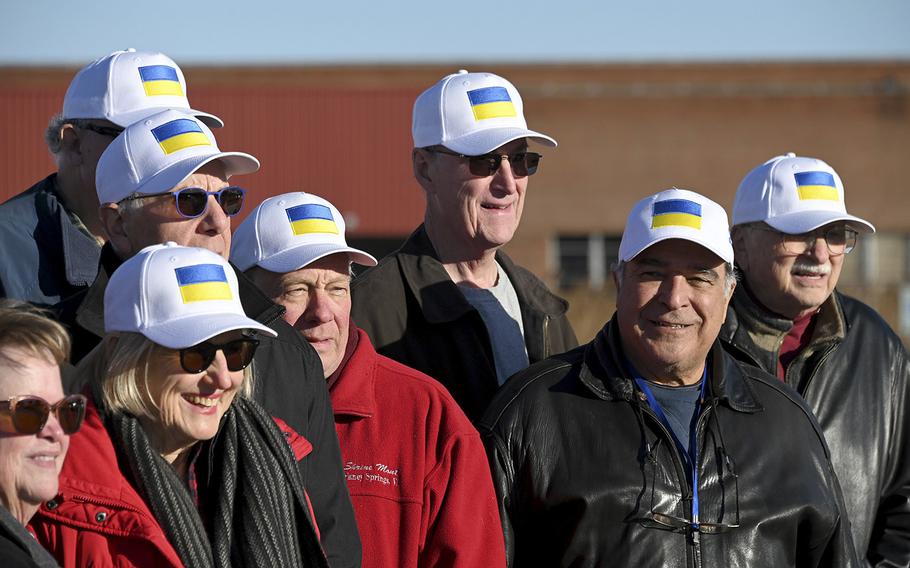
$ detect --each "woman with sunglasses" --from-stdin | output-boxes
[0,300,84,568]
[30,244,328,568]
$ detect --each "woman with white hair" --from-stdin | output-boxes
[30,244,327,568]
[0,300,84,568]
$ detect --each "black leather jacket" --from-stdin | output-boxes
[721,287,910,567]
[480,317,859,568]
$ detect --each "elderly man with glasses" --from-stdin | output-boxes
[61,110,362,568]
[720,153,910,565]
[479,188,858,567]
[351,70,577,422]
[0,49,221,309]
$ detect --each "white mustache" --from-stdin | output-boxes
[791,260,831,276]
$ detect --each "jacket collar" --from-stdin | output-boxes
[75,242,121,339]
[328,327,376,419]
[397,224,569,324]
[720,284,846,370]
[580,316,762,413]
[40,174,102,288]
[233,261,285,326]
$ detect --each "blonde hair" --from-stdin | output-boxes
[0,300,70,367]
[99,332,255,418]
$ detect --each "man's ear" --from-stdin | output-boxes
[57,124,84,166]
[730,226,750,273]
[99,203,131,257]
[412,148,433,192]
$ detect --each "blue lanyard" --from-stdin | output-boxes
[634,367,708,528]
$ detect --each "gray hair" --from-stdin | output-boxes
[44,114,118,155]
[613,259,738,298]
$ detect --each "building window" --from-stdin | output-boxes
[556,235,622,290]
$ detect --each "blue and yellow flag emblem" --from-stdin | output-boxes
[651,199,702,230]
[794,171,839,201]
[286,204,339,236]
[175,264,232,303]
[467,87,517,121]
[138,65,184,97]
[151,119,211,155]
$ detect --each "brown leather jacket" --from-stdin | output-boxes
[351,225,577,422]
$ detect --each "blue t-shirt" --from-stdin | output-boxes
[643,379,703,456]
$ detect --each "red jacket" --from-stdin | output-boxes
[331,328,506,568]
[29,398,313,568]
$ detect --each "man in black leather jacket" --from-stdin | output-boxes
[722,153,910,566]
[480,188,858,567]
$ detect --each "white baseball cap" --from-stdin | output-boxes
[96,109,259,205]
[231,192,377,272]
[412,70,557,155]
[63,48,222,128]
[732,153,875,234]
[105,243,276,349]
[619,188,734,264]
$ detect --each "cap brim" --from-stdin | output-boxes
[109,107,224,129]
[135,151,260,197]
[624,233,734,265]
[766,211,875,234]
[256,242,378,273]
[444,127,557,155]
[142,312,277,350]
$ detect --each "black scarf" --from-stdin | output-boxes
[102,391,327,567]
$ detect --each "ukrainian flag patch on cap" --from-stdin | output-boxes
[138,65,184,97]
[794,171,839,201]
[175,264,232,303]
[651,199,702,230]
[151,119,210,155]
[467,87,517,121]
[286,204,339,236]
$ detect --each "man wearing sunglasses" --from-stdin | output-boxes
[479,188,858,566]
[351,70,577,422]
[721,153,910,565]
[62,110,363,568]
[0,49,221,310]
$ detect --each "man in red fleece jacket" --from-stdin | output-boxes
[232,191,506,568]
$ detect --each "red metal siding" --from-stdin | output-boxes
[0,77,424,236]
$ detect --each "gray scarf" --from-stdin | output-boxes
[105,394,327,567]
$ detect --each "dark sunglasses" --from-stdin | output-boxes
[77,122,124,138]
[179,338,260,374]
[0,394,87,435]
[429,147,542,177]
[120,186,246,219]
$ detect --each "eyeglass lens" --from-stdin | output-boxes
[174,187,246,218]
[780,226,857,255]
[467,152,541,177]
[1,395,87,435]
[179,338,260,374]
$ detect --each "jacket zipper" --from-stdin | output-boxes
[791,341,837,396]
[542,315,550,359]
[639,403,714,568]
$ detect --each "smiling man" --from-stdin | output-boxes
[479,188,857,567]
[351,70,577,422]
[720,153,910,565]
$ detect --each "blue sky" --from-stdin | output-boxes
[1,0,908,65]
